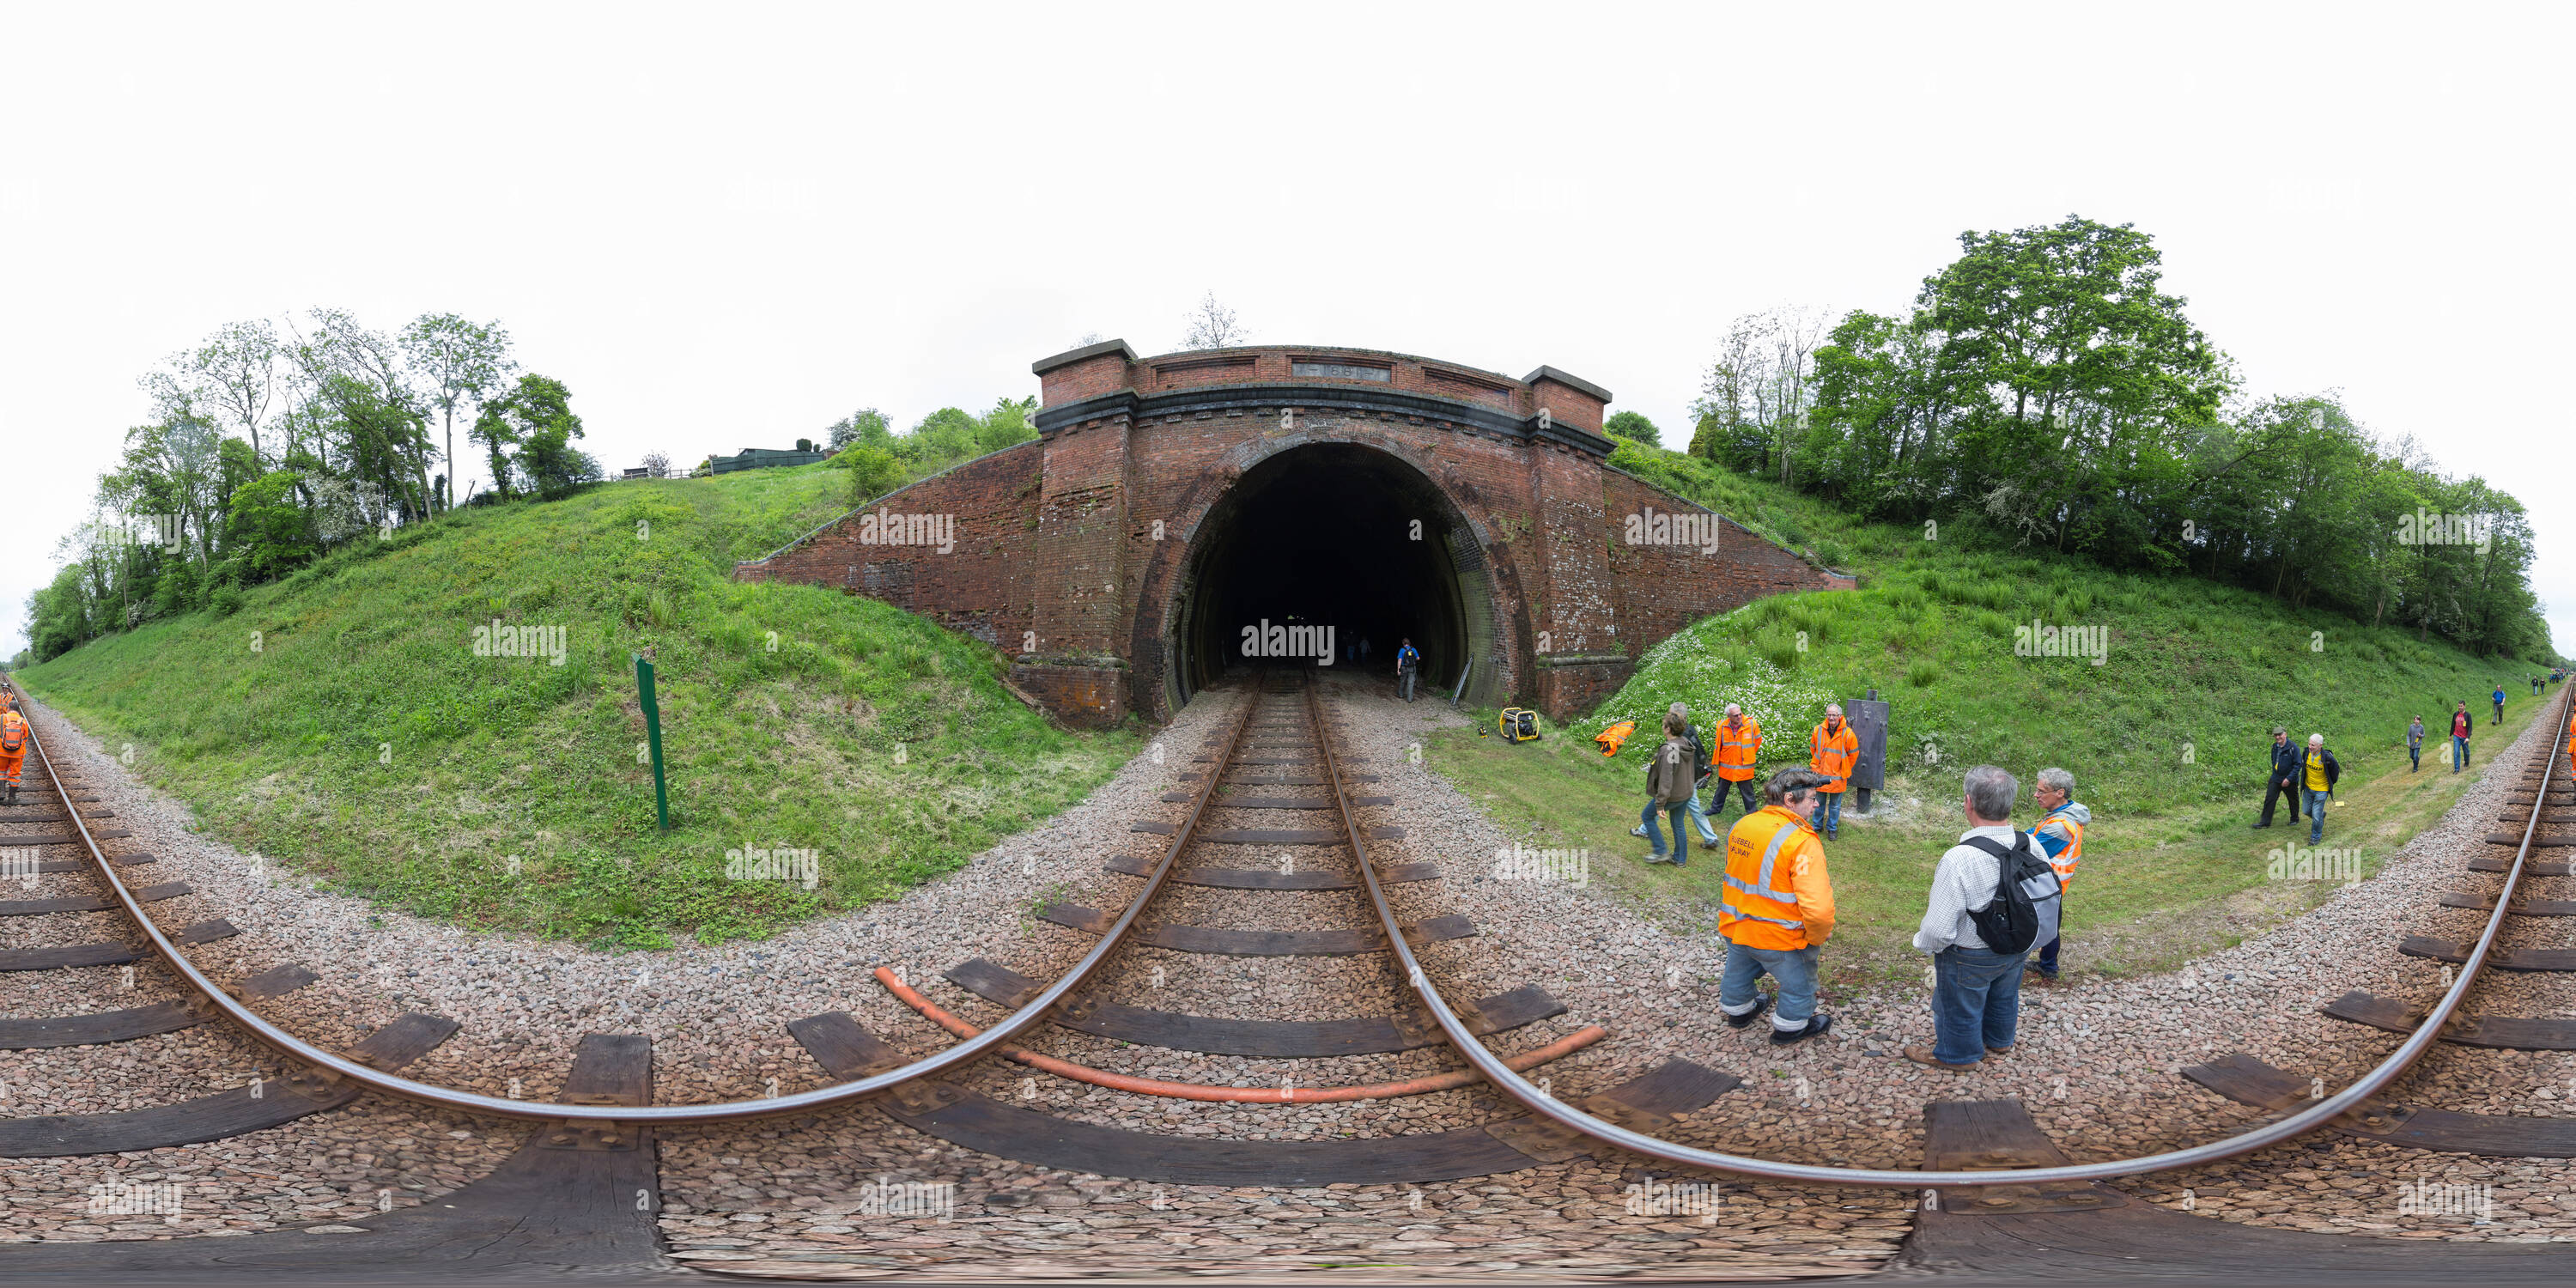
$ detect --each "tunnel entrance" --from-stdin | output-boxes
[1168,442,1494,710]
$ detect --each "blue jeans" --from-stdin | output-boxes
[1642,789,1720,847]
[1819,791,1843,833]
[2305,787,2330,843]
[2409,743,2420,771]
[1932,945,2025,1065]
[2452,735,2469,770]
[1643,800,1694,864]
[1721,941,1819,1030]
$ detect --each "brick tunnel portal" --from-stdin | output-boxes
[1167,442,1484,708]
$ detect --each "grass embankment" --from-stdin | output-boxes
[18,465,1138,948]
[1428,447,2561,983]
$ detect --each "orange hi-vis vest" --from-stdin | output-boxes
[1719,806,1820,951]
[2037,806,2084,890]
[1715,716,1763,781]
[1809,719,1858,793]
[0,711,24,754]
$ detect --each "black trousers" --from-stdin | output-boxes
[1711,777,1760,817]
[2259,775,2302,824]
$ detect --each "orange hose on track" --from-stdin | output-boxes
[872,967,1607,1103]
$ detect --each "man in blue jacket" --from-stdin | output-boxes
[2252,727,2303,829]
[2494,686,2506,726]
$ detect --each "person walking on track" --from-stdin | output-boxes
[2026,768,2087,983]
[2407,715,2425,773]
[1716,767,1837,1046]
[1395,639,1419,702]
[1710,703,1764,821]
[2300,733,2341,845]
[1807,705,1859,840]
[0,703,27,805]
[2255,726,2303,829]
[2451,702,2473,772]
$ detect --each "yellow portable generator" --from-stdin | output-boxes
[1498,708,1540,743]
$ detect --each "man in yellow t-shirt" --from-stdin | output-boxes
[2300,733,2341,846]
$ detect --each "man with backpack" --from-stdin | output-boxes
[1395,638,1420,702]
[1905,765,2059,1072]
[0,702,27,806]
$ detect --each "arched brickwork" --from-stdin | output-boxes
[735,341,1852,726]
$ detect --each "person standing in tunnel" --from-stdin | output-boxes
[1396,638,1420,702]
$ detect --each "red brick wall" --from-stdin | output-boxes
[738,345,1851,729]
[732,441,1044,653]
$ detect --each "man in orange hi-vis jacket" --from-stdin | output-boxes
[1710,703,1764,821]
[1808,704,1860,840]
[1716,767,1838,1046]
[0,705,27,805]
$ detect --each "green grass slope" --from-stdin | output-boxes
[1424,444,2561,980]
[18,465,1138,948]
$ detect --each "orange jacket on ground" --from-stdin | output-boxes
[1714,715,1763,781]
[1808,719,1858,793]
[1718,805,1836,950]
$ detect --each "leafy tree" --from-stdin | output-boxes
[828,408,890,450]
[473,374,591,499]
[399,313,515,510]
[184,319,282,464]
[1602,410,1660,447]
[223,471,320,580]
[839,445,905,503]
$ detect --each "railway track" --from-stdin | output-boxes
[0,671,2571,1280]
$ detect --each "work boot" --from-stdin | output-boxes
[1770,1014,1832,1047]
[1904,1045,1977,1071]
[1722,994,1774,1030]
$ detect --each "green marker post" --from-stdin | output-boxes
[635,653,670,830]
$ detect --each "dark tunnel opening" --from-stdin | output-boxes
[1170,443,1485,708]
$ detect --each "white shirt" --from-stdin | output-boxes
[1914,823,2017,955]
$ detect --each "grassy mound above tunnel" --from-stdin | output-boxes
[1428,445,2561,981]
[15,464,1139,948]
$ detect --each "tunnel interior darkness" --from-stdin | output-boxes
[1170,443,1479,706]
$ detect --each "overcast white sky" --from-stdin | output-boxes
[3,3,2568,660]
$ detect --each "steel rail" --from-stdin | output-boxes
[1321,674,2576,1188]
[15,676,1267,1124]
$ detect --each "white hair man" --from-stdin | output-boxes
[2299,732,2340,847]
[2026,767,2088,983]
